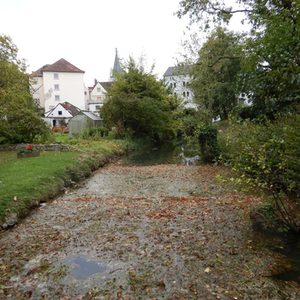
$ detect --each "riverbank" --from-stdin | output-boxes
[0,140,126,229]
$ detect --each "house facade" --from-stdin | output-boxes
[86,80,112,115]
[85,49,121,115]
[44,101,81,129]
[31,58,86,112]
[163,66,197,110]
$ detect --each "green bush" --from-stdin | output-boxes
[198,125,220,163]
[219,115,300,198]
[81,127,109,139]
[218,114,300,231]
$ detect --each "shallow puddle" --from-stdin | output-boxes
[254,231,300,284]
[272,236,300,284]
[64,256,107,280]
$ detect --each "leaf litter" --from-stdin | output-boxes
[0,163,299,299]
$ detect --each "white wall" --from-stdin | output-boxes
[43,72,85,111]
[45,104,73,118]
[164,74,196,109]
[84,85,89,109]
[88,103,103,116]
[30,77,45,108]
[90,82,107,103]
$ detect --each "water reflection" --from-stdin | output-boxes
[123,143,182,165]
[255,231,300,284]
[65,256,107,280]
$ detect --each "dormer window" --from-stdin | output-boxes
[58,111,62,115]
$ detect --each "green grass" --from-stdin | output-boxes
[0,151,78,219]
[0,139,126,223]
[52,132,77,144]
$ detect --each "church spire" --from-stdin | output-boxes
[110,48,122,81]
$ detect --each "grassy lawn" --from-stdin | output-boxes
[0,139,126,224]
[0,151,78,219]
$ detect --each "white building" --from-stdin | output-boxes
[44,101,81,129]
[31,58,86,112]
[163,66,197,110]
[86,80,112,115]
[86,49,121,115]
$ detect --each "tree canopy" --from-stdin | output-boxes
[0,35,49,144]
[191,27,243,120]
[178,0,300,118]
[101,58,179,143]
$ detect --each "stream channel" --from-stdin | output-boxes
[124,145,300,286]
[0,145,300,298]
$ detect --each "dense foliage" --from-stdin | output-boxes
[191,28,243,120]
[178,0,300,230]
[241,0,300,118]
[198,125,219,163]
[0,35,49,143]
[218,115,300,229]
[178,0,300,118]
[219,115,300,197]
[101,58,179,143]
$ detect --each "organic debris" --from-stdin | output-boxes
[0,163,299,299]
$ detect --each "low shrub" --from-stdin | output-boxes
[198,125,220,163]
[81,127,109,139]
[219,114,300,230]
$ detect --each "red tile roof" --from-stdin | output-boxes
[61,101,81,116]
[34,58,84,74]
[31,64,51,77]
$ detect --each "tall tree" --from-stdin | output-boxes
[242,0,300,117]
[178,0,300,118]
[191,27,243,120]
[101,58,179,142]
[0,35,49,143]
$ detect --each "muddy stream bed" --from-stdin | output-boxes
[1,157,300,299]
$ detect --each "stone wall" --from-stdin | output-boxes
[0,144,70,151]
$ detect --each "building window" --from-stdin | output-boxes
[187,91,190,97]
[54,73,59,79]
[174,82,176,88]
[183,81,186,87]
[58,111,62,115]
[183,91,186,97]
[54,84,59,91]
[95,105,101,110]
[97,96,101,101]
[97,87,101,92]
[55,95,60,101]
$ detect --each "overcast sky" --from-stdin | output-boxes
[0,0,193,85]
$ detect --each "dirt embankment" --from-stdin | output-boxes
[0,163,299,299]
